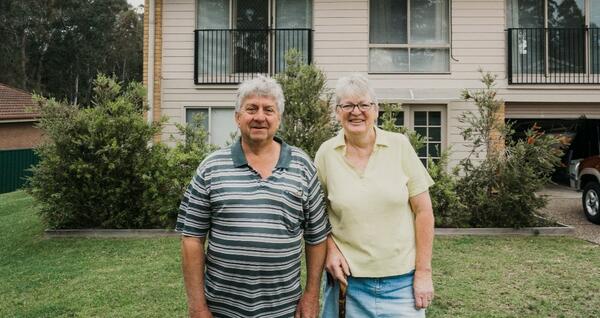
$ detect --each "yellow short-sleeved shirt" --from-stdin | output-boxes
[315,127,434,277]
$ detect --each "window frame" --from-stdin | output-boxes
[184,106,237,145]
[367,0,452,74]
[377,104,446,167]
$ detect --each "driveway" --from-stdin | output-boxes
[538,183,600,244]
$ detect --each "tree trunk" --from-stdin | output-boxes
[20,33,28,89]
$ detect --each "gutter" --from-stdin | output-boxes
[147,0,155,125]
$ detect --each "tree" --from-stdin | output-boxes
[275,50,338,158]
[0,0,141,105]
[458,72,563,228]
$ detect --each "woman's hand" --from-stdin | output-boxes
[413,269,434,309]
[324,236,350,286]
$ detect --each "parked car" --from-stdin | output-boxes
[570,156,600,224]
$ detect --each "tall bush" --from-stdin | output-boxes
[275,50,337,158]
[27,75,217,229]
[458,72,563,228]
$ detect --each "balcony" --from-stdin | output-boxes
[507,28,600,84]
[194,28,312,85]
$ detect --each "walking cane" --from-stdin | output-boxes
[338,281,347,318]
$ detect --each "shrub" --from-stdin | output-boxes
[275,50,337,158]
[27,75,217,229]
[457,72,563,228]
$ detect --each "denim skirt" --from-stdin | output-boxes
[321,271,426,318]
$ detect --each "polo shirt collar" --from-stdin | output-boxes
[333,127,391,150]
[231,136,292,169]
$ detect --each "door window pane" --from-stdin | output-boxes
[410,49,449,72]
[428,143,440,157]
[414,111,427,125]
[377,111,404,126]
[413,109,443,167]
[429,127,441,142]
[370,0,407,44]
[428,111,441,125]
[410,0,448,45]
[369,48,409,72]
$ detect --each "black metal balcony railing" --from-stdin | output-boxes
[194,28,312,84]
[508,27,600,84]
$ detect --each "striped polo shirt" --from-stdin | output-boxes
[176,138,330,318]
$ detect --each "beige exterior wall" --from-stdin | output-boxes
[0,122,43,150]
[158,0,600,163]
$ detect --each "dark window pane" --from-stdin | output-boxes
[429,127,441,142]
[428,143,441,157]
[414,111,427,125]
[370,0,407,44]
[418,145,427,157]
[396,111,405,126]
[415,127,427,138]
[420,158,427,167]
[428,111,441,125]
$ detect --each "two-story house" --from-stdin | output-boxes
[143,0,600,167]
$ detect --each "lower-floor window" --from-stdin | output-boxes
[378,104,445,167]
[185,107,237,146]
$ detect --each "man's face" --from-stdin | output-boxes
[236,95,281,145]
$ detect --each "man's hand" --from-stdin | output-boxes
[294,292,319,318]
[413,269,434,309]
[325,236,350,286]
[189,307,213,318]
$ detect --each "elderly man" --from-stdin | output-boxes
[176,76,330,318]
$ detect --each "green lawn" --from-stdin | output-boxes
[1,191,599,318]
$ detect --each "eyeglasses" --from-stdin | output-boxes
[336,103,375,112]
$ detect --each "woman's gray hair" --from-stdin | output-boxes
[236,75,285,114]
[335,74,378,106]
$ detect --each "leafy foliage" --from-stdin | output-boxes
[275,50,338,158]
[457,72,563,228]
[27,75,216,229]
[0,0,142,105]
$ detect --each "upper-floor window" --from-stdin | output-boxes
[369,0,450,73]
[195,0,312,84]
[507,0,600,84]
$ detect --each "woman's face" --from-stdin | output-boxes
[336,95,378,136]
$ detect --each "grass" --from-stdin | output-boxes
[1,191,599,317]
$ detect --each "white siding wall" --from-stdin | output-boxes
[161,0,600,163]
[162,0,238,145]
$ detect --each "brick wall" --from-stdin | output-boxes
[0,122,43,149]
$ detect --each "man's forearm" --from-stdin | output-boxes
[304,241,327,295]
[181,236,209,314]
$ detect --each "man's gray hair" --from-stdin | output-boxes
[335,74,378,106]
[236,75,285,114]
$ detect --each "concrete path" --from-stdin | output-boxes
[538,183,600,244]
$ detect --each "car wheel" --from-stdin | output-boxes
[582,182,600,224]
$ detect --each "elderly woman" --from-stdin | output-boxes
[314,74,435,317]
